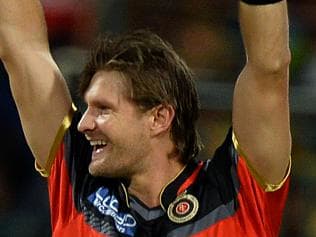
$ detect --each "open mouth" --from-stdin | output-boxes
[90,140,108,154]
[95,144,107,153]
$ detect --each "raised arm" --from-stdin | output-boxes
[232,0,291,185]
[0,0,72,171]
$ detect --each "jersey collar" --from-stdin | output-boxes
[118,159,204,211]
[159,159,203,211]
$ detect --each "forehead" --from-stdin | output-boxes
[84,70,129,103]
[86,70,127,93]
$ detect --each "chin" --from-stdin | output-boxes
[88,164,121,178]
[88,164,106,177]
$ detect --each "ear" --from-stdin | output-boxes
[149,104,175,136]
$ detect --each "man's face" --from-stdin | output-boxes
[78,70,151,178]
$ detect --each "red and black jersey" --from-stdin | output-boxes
[41,110,290,237]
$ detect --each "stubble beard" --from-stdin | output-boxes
[88,141,149,179]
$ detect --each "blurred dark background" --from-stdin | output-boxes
[0,0,315,236]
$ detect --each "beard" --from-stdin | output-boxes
[88,138,150,179]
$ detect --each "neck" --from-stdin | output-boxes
[127,156,185,208]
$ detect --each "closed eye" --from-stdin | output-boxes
[99,107,110,115]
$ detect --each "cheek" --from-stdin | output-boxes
[116,119,148,146]
[94,114,113,134]
[95,114,110,124]
[131,119,150,138]
[129,124,151,150]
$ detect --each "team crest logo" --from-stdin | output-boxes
[167,193,199,223]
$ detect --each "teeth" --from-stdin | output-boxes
[90,140,107,146]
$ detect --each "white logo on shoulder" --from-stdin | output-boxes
[88,187,137,236]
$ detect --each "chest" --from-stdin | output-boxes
[80,180,238,237]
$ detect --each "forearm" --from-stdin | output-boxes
[0,0,60,105]
[0,0,49,60]
[239,0,291,73]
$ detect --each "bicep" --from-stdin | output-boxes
[232,64,291,184]
[4,51,72,169]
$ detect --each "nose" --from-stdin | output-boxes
[77,110,96,133]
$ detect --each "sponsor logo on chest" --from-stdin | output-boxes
[88,187,136,236]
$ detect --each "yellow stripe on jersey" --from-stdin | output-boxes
[232,131,291,192]
[35,103,77,177]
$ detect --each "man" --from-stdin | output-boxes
[0,0,291,236]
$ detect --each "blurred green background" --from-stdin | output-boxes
[0,0,315,236]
